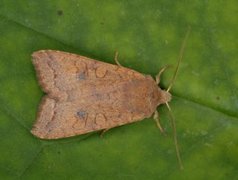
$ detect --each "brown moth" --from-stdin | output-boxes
[31,28,190,169]
[31,50,171,139]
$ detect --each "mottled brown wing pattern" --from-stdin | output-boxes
[31,50,159,139]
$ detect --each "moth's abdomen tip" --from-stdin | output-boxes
[31,51,44,65]
[31,127,47,139]
[32,50,44,56]
[32,50,49,60]
[31,127,67,140]
[31,127,57,140]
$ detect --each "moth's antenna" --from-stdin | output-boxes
[167,26,191,92]
[166,102,183,170]
[165,27,191,170]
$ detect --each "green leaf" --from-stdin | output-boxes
[0,1,238,179]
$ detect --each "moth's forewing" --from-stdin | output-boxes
[31,50,159,139]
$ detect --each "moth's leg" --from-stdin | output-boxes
[114,51,122,67]
[153,110,166,135]
[100,128,110,138]
[155,65,172,85]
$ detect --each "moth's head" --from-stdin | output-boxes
[158,89,171,105]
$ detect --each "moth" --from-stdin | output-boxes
[31,50,172,139]
[31,28,190,169]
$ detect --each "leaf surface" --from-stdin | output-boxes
[0,1,237,179]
